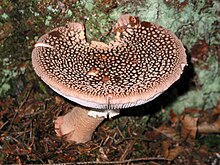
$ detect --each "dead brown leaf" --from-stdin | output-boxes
[162,139,183,161]
[180,114,198,144]
[155,124,180,142]
[167,146,183,160]
[162,140,169,158]
[169,110,179,127]
[197,116,220,134]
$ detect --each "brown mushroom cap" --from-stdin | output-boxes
[32,15,187,109]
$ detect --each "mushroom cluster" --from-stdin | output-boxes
[32,14,187,143]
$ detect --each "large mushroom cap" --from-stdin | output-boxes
[32,15,187,109]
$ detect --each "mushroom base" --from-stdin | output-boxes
[55,106,104,143]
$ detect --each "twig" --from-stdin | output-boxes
[116,126,124,139]
[76,157,170,164]
[19,85,33,109]
[6,87,33,132]
[0,121,9,130]
[24,157,170,165]
[119,140,136,161]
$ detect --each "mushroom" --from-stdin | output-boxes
[32,14,187,143]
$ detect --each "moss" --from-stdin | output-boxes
[134,0,218,49]
[72,0,119,43]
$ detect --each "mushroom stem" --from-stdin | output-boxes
[55,106,104,143]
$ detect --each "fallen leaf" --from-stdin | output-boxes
[162,140,169,158]
[197,117,220,134]
[167,146,183,160]
[162,140,182,161]
[180,114,198,144]
[155,124,180,142]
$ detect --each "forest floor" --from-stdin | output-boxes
[0,84,220,164]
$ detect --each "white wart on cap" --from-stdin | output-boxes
[32,15,187,109]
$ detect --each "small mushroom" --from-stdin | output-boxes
[32,14,187,143]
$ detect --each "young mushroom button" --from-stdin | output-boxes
[32,14,187,143]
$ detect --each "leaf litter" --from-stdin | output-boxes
[0,77,220,164]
